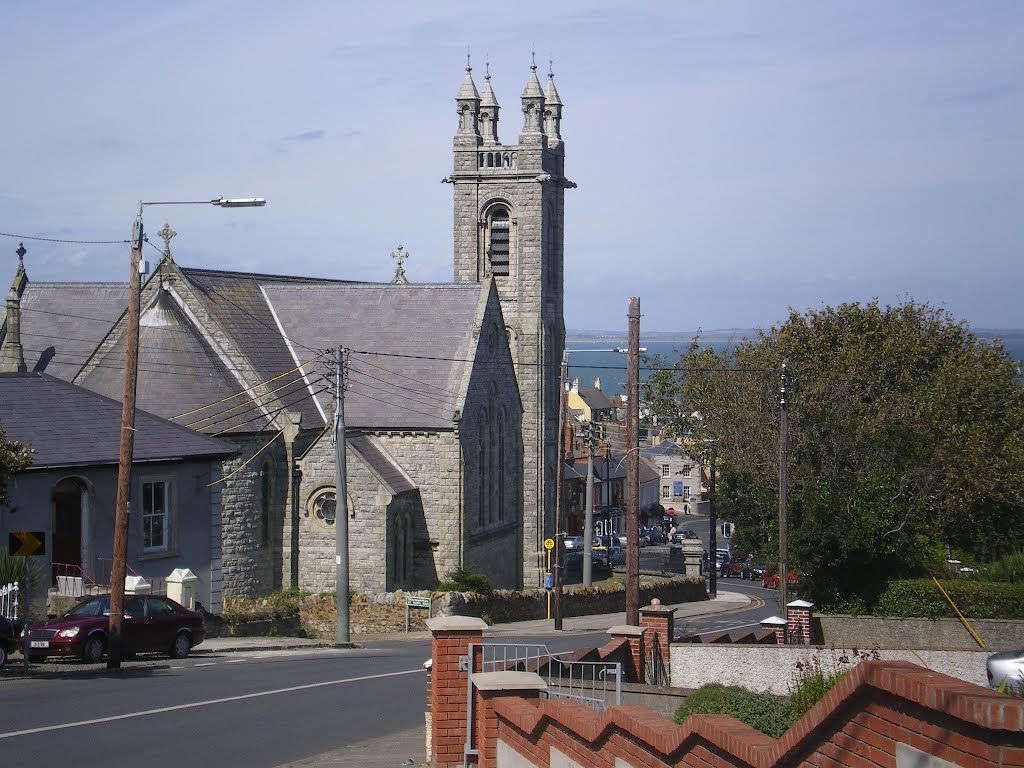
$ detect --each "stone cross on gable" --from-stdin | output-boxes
[390,243,410,284]
[15,242,26,268]
[157,222,177,260]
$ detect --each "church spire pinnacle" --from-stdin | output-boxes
[520,53,546,143]
[1,242,28,372]
[455,53,481,144]
[543,58,563,143]
[479,57,501,145]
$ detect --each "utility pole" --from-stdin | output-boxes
[625,297,640,626]
[778,361,789,613]
[108,209,144,669]
[334,347,350,643]
[583,422,595,587]
[708,456,717,599]
[552,357,568,630]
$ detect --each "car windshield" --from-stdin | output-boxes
[65,597,110,617]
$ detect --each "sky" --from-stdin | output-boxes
[1,1,1021,334]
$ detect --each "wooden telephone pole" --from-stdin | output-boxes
[625,297,640,626]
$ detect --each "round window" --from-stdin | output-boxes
[313,491,337,526]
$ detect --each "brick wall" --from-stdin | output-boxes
[429,621,1024,768]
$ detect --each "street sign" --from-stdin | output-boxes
[543,538,555,551]
[9,531,45,556]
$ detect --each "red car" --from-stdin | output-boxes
[761,570,801,590]
[26,594,205,664]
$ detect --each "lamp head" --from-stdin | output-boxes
[211,197,267,208]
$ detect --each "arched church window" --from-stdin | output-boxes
[478,417,487,528]
[486,207,511,276]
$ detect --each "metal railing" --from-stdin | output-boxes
[50,561,167,597]
[0,581,19,619]
[464,642,622,765]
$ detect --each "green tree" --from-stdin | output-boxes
[0,425,33,506]
[643,300,1024,608]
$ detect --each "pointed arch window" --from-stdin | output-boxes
[486,207,511,276]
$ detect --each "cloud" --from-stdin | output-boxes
[283,130,326,143]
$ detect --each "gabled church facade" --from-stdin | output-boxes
[0,59,569,599]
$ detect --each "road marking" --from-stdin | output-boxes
[193,662,217,667]
[226,659,247,663]
[0,668,425,740]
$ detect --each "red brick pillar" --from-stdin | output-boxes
[760,615,787,645]
[608,625,645,681]
[640,603,675,683]
[786,600,814,645]
[472,672,547,768]
[427,616,487,768]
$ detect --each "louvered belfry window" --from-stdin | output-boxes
[488,209,510,276]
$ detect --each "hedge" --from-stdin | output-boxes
[861,579,1024,620]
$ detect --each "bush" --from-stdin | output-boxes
[979,551,1024,584]
[674,683,797,738]
[437,566,493,596]
[869,579,1024,619]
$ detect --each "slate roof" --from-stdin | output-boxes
[15,282,126,380]
[0,372,235,469]
[179,267,351,431]
[77,289,263,434]
[348,434,416,494]
[262,282,484,430]
[578,387,615,411]
[643,441,689,459]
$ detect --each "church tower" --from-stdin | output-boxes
[449,57,574,586]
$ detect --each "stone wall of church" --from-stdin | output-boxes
[296,435,391,595]
[219,433,287,598]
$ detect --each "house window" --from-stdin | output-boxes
[682,464,693,475]
[142,479,171,553]
[486,208,511,276]
[682,485,690,499]
[661,485,670,500]
[661,464,670,478]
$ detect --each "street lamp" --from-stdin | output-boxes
[107,195,265,669]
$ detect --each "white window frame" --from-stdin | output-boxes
[140,476,173,555]
[661,464,670,478]
[661,485,670,500]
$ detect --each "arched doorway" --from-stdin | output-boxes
[51,478,90,584]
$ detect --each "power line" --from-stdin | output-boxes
[0,231,128,245]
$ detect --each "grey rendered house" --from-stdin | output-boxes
[0,373,236,612]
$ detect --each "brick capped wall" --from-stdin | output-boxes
[430,620,1024,768]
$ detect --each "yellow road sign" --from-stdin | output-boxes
[9,531,45,557]
[543,537,555,551]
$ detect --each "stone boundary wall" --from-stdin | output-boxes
[440,577,706,624]
[817,613,1024,652]
[670,644,990,695]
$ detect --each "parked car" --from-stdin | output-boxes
[986,649,1024,693]
[0,615,21,667]
[563,535,584,552]
[646,527,667,545]
[672,529,698,544]
[25,594,205,664]
[742,561,769,581]
[720,558,744,578]
[761,570,801,590]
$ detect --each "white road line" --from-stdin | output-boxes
[0,668,424,740]
[193,662,217,667]
[226,659,247,663]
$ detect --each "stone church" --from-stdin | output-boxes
[0,60,571,602]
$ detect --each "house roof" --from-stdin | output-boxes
[577,387,614,411]
[643,441,691,459]
[16,282,126,380]
[0,372,235,469]
[348,434,416,494]
[261,282,485,430]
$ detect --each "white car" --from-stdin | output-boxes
[987,649,1024,692]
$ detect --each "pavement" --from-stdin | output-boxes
[263,589,754,768]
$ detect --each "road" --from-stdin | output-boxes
[0,565,779,767]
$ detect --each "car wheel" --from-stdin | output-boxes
[170,632,191,660]
[82,635,105,664]
[29,654,47,664]
[0,645,7,667]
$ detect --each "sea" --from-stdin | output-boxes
[566,334,1024,399]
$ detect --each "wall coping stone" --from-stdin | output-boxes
[760,615,786,626]
[473,671,547,691]
[426,615,488,631]
[641,605,676,616]
[786,599,813,608]
[608,625,645,637]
